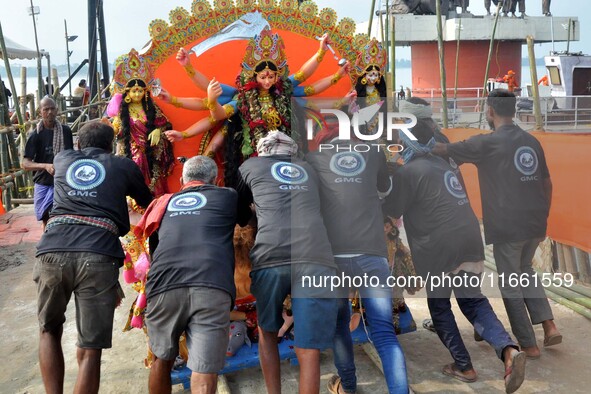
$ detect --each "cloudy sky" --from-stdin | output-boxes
[2,0,589,66]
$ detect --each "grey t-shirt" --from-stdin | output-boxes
[447,124,550,244]
[237,155,335,271]
[306,144,390,257]
[147,185,240,302]
[385,155,484,277]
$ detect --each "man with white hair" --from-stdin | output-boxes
[139,155,250,394]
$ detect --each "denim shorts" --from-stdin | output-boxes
[250,263,337,350]
[33,252,121,349]
[146,287,232,373]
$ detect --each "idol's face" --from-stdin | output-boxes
[366,70,380,85]
[256,70,277,91]
[128,85,146,104]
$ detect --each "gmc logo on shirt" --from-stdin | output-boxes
[68,190,97,197]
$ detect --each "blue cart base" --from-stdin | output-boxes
[171,307,416,390]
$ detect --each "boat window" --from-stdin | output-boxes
[547,66,561,85]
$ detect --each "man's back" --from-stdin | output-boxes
[147,185,239,301]
[37,147,152,259]
[447,125,550,244]
[386,155,484,277]
[306,145,390,257]
[237,155,334,270]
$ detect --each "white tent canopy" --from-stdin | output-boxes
[0,36,47,60]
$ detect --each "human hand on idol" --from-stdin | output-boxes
[337,60,351,78]
[165,130,184,142]
[207,78,223,103]
[318,33,331,52]
[157,87,172,103]
[176,47,190,67]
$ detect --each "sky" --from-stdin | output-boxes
[1,0,589,67]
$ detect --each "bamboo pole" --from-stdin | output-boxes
[527,36,543,131]
[566,18,572,53]
[29,0,44,106]
[20,68,27,122]
[368,0,378,36]
[391,13,396,99]
[435,0,448,128]
[454,18,462,101]
[379,5,385,44]
[478,2,503,128]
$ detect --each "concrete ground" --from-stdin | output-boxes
[1,205,590,393]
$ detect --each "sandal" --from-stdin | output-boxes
[543,333,563,347]
[327,375,356,394]
[442,363,478,383]
[504,351,526,393]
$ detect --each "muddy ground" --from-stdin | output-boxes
[1,206,590,393]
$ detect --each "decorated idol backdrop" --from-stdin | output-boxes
[112,0,376,191]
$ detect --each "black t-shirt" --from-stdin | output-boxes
[385,155,484,277]
[447,124,550,244]
[306,144,390,257]
[146,185,242,302]
[36,147,153,259]
[237,155,335,270]
[24,124,74,185]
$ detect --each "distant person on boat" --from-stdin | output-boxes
[136,155,250,394]
[236,131,338,394]
[543,0,552,16]
[33,121,152,394]
[450,0,470,14]
[385,118,526,393]
[503,70,519,93]
[73,79,90,106]
[23,96,74,229]
[398,85,406,100]
[432,89,563,360]
[506,0,527,18]
[485,0,503,15]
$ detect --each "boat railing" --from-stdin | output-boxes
[396,94,591,132]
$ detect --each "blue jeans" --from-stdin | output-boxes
[427,271,518,371]
[333,255,408,394]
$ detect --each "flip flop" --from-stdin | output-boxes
[422,318,436,333]
[543,333,563,347]
[504,351,526,394]
[442,363,478,383]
